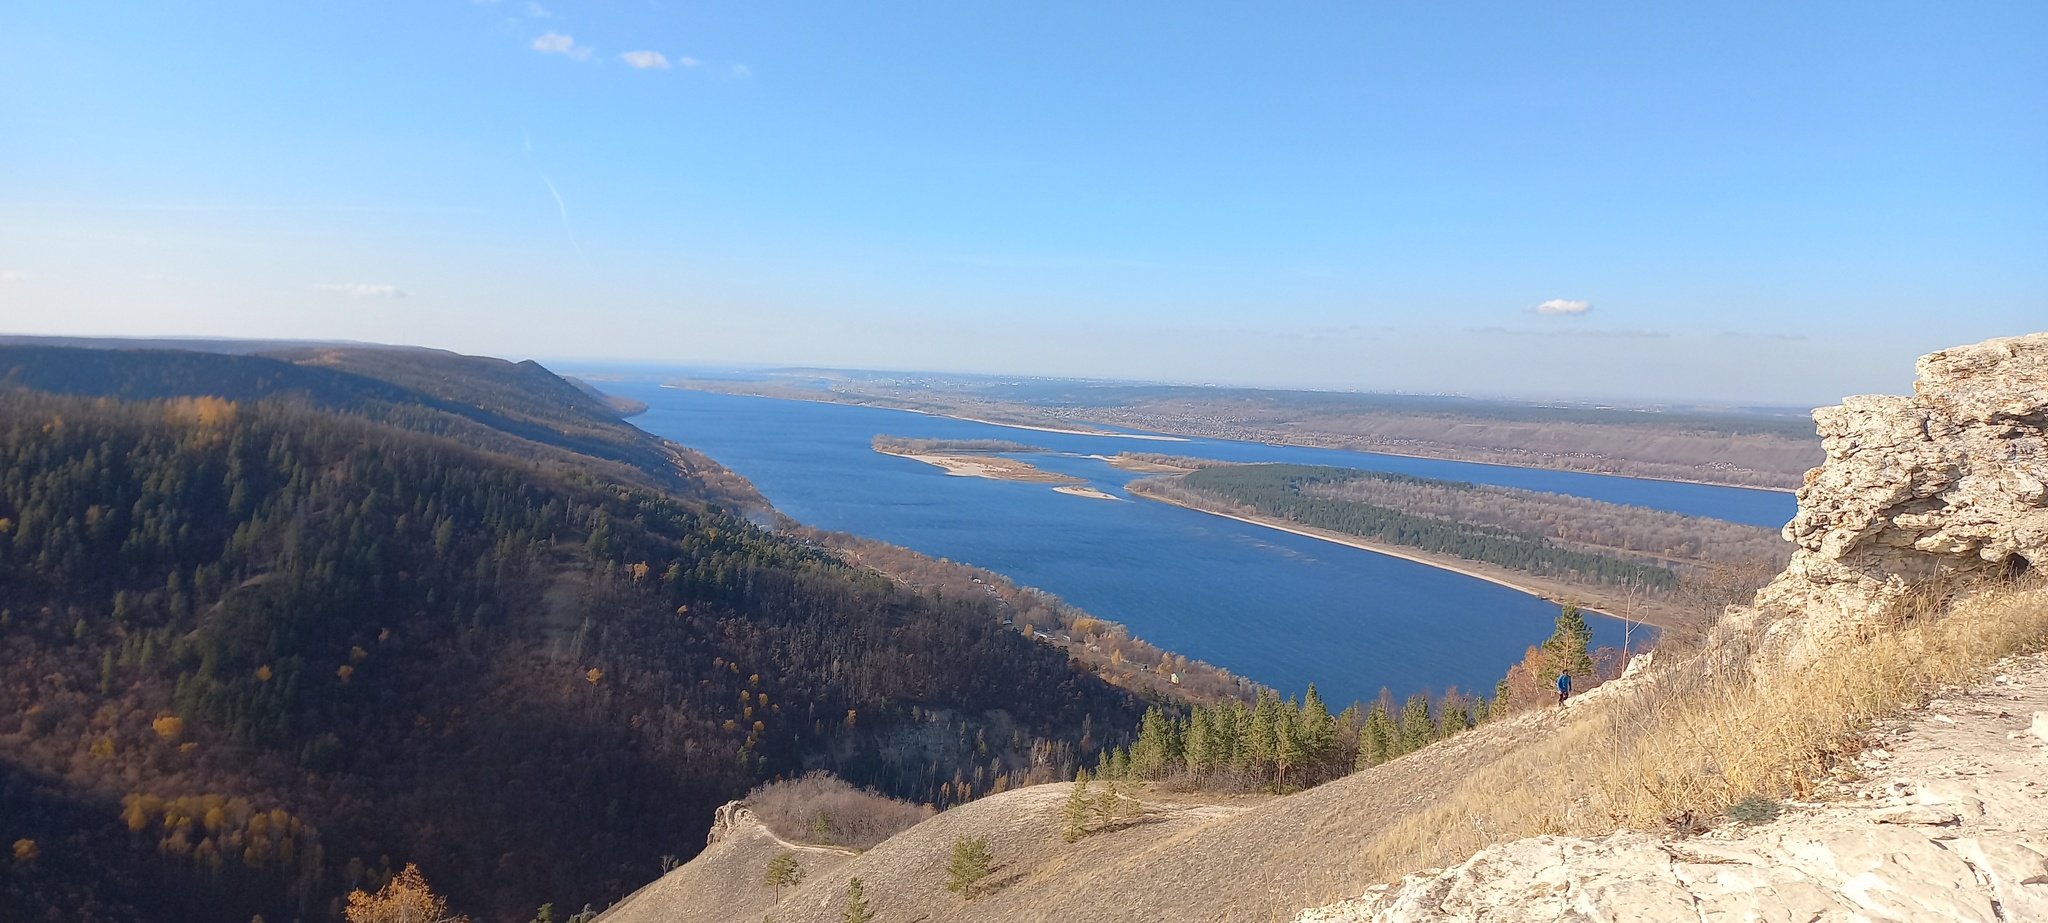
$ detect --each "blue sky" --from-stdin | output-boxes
[1,2,2041,404]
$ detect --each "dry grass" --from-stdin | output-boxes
[1350,576,2048,882]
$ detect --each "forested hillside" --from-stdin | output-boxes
[1149,464,1680,590]
[0,345,1141,923]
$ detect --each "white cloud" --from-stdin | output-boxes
[1536,298,1593,316]
[315,283,405,299]
[731,63,752,77]
[678,56,700,68]
[532,31,590,60]
[621,50,669,69]
[0,270,24,282]
[525,1,552,17]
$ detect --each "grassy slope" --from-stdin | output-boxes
[622,578,2048,922]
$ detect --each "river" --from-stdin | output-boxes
[594,379,1797,708]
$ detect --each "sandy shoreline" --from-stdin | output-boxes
[1053,485,1122,500]
[879,449,1084,484]
[1126,487,1685,630]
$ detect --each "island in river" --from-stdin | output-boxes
[871,434,1085,485]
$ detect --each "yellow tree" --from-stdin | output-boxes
[345,863,469,923]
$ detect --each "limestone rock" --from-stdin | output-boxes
[705,800,759,846]
[1752,332,2048,655]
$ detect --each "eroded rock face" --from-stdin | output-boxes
[1752,332,2048,654]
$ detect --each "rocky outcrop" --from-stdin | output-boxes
[1750,332,2048,656]
[1298,649,2048,923]
[1294,334,2048,923]
[705,800,759,847]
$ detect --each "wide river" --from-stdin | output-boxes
[598,380,1799,707]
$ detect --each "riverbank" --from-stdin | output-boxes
[1127,483,1689,634]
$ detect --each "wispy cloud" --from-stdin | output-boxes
[621,50,669,69]
[541,176,582,255]
[731,63,752,77]
[315,283,405,299]
[0,270,24,282]
[1535,298,1593,316]
[532,31,590,60]
[525,1,552,17]
[678,56,700,68]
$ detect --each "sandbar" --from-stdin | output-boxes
[1053,485,1122,500]
[884,450,1083,484]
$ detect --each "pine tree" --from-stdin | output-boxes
[841,877,875,923]
[1297,683,1336,769]
[1249,692,1280,777]
[1542,603,1595,679]
[1355,702,1394,769]
[945,836,992,898]
[1221,700,1249,773]
[1062,769,1093,843]
[1128,706,1174,780]
[1183,708,1215,776]
[1436,691,1472,739]
[762,851,803,901]
[1095,779,1122,827]
[1273,713,1305,787]
[1397,693,1433,755]
[1101,746,1129,780]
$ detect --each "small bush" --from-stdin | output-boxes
[747,771,928,850]
[1724,795,1782,826]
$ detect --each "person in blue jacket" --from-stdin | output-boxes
[1555,670,1572,705]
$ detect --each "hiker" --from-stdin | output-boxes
[1555,671,1572,705]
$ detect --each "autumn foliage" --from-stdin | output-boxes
[345,863,468,923]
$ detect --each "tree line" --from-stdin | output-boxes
[1147,464,1680,590]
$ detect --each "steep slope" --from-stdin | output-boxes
[609,708,1562,923]
[0,345,1144,923]
[611,331,2048,923]
[596,804,859,923]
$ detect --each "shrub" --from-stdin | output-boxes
[746,771,927,849]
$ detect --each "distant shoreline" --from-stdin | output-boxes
[661,383,1188,441]
[659,382,1792,494]
[1236,438,1800,496]
[1129,486,1682,634]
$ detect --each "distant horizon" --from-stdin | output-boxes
[550,356,1837,415]
[5,4,2039,408]
[2,328,1884,413]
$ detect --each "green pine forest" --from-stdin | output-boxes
[1163,464,1680,590]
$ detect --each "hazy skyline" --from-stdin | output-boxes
[2,2,2041,404]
